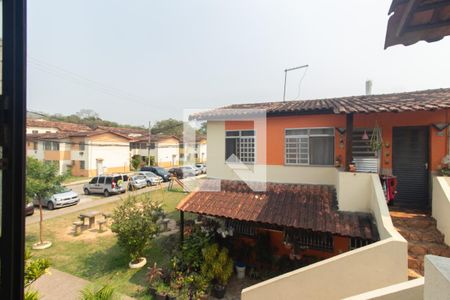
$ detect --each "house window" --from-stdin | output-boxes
[80,161,85,170]
[52,142,59,151]
[79,142,85,151]
[349,237,373,250]
[225,130,255,163]
[285,128,334,166]
[44,141,52,150]
[33,142,38,150]
[32,130,38,134]
[286,229,334,251]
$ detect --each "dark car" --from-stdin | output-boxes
[169,166,195,179]
[25,202,34,216]
[140,166,171,182]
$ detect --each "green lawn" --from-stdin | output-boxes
[26,189,188,299]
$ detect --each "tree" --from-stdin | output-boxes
[111,194,164,264]
[26,157,65,248]
[196,121,207,136]
[76,109,99,119]
[131,155,142,170]
[151,118,184,137]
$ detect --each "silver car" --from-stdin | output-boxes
[184,165,201,176]
[33,186,80,210]
[128,175,148,190]
[195,163,207,174]
[136,171,163,186]
[83,174,128,197]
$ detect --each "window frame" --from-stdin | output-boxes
[80,160,86,170]
[284,127,335,166]
[225,130,256,164]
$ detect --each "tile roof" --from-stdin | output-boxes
[27,130,133,140]
[385,0,450,48]
[96,125,148,136]
[27,119,92,132]
[177,180,378,240]
[191,88,450,120]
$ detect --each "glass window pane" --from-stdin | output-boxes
[241,130,255,136]
[226,131,239,137]
[286,129,308,136]
[310,136,334,165]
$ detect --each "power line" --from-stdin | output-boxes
[28,57,177,112]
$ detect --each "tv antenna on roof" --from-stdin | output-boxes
[283,64,309,102]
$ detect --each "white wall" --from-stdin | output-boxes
[88,142,130,173]
[343,278,424,300]
[432,176,450,246]
[424,255,450,300]
[26,126,58,134]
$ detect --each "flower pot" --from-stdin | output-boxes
[198,294,209,300]
[148,286,157,297]
[154,293,167,300]
[167,295,177,300]
[235,263,246,279]
[213,285,226,299]
[128,257,147,269]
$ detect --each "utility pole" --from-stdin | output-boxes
[147,121,152,166]
[283,64,309,102]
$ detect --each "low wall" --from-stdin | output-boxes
[343,278,424,300]
[431,176,450,246]
[241,173,408,300]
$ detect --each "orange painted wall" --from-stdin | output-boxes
[44,150,62,161]
[225,109,450,172]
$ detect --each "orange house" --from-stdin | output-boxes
[178,87,450,263]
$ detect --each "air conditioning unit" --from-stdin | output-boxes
[79,151,84,155]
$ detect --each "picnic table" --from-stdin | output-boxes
[79,211,102,229]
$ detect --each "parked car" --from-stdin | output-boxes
[169,166,196,179]
[140,166,171,182]
[136,171,163,186]
[25,202,34,216]
[83,174,128,197]
[195,163,207,174]
[183,165,201,176]
[128,175,148,190]
[32,186,80,210]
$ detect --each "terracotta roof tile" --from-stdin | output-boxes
[191,88,450,120]
[27,119,92,132]
[178,180,378,240]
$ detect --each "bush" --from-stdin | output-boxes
[201,244,233,287]
[81,285,116,300]
[111,194,164,262]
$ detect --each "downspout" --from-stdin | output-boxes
[345,113,354,170]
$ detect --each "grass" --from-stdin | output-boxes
[26,188,187,299]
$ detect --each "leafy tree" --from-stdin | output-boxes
[111,194,164,263]
[26,157,65,246]
[131,155,142,170]
[197,121,207,136]
[151,118,184,137]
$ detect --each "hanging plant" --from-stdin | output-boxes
[370,123,383,153]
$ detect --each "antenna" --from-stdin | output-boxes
[283,64,309,102]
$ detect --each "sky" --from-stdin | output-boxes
[27,0,450,126]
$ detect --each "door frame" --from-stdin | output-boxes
[392,125,431,208]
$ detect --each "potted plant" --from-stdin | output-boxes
[146,262,163,296]
[201,244,233,299]
[111,194,164,268]
[155,282,169,300]
[167,288,178,300]
[235,261,246,279]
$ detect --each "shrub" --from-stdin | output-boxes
[111,194,164,262]
[201,244,233,287]
[24,249,50,287]
[81,285,116,300]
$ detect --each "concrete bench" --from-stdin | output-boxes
[73,221,84,236]
[97,220,107,232]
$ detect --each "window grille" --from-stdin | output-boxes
[225,130,255,163]
[226,220,256,236]
[286,229,334,251]
[285,128,334,166]
[349,237,373,250]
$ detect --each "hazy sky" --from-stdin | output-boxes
[27,0,450,126]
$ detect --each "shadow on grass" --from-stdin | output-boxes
[78,243,129,279]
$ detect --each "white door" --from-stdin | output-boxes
[96,159,103,176]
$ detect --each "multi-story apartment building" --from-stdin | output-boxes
[27,130,132,176]
[130,135,180,168]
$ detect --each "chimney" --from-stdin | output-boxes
[365,80,372,95]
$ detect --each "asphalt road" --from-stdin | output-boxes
[25,175,204,225]
[25,181,170,225]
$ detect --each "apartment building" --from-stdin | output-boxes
[130,134,180,168]
[27,130,131,176]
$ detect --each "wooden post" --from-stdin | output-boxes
[179,211,184,245]
[346,113,354,170]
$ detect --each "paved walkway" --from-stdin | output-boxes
[29,268,134,300]
[390,208,450,279]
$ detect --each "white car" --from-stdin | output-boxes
[184,165,201,176]
[195,163,207,174]
[33,186,80,210]
[136,171,163,186]
[128,175,148,190]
